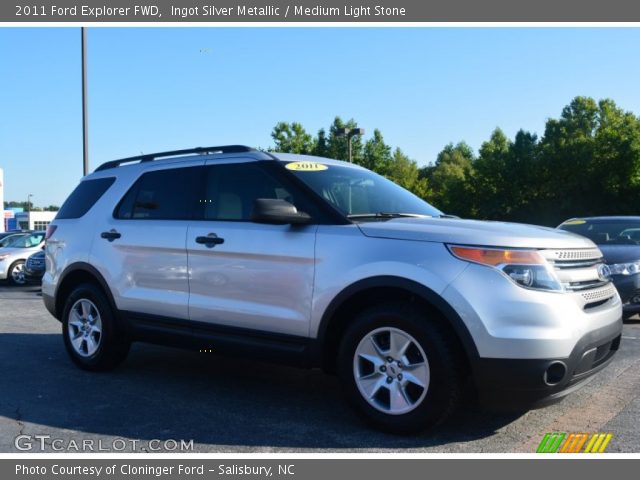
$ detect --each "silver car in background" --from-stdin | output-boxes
[0,231,45,285]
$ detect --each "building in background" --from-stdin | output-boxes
[4,209,19,231]
[14,211,57,231]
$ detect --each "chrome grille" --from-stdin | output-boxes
[580,283,617,303]
[542,248,603,261]
[542,248,616,308]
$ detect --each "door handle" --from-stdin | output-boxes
[100,230,121,241]
[196,233,224,246]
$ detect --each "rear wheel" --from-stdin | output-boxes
[337,303,464,434]
[62,283,130,371]
[7,260,26,286]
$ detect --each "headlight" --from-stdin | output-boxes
[609,261,640,276]
[448,245,563,292]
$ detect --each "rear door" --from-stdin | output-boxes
[187,159,317,337]
[90,163,202,320]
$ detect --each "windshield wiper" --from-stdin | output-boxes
[347,212,431,220]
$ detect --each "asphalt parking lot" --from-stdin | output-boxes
[1,283,639,453]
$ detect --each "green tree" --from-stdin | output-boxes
[474,128,512,219]
[326,117,364,164]
[425,142,475,216]
[537,96,640,224]
[314,128,328,157]
[270,121,315,154]
[4,200,34,211]
[386,148,430,200]
[361,129,392,173]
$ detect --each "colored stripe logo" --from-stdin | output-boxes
[536,433,613,453]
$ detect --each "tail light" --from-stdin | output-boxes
[45,224,57,241]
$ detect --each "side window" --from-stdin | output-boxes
[116,167,199,220]
[197,163,297,221]
[56,177,115,219]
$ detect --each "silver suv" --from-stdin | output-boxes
[43,145,622,433]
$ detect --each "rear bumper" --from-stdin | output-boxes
[474,318,623,407]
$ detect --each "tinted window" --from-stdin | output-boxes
[196,163,303,221]
[559,219,640,245]
[56,177,115,219]
[116,167,199,220]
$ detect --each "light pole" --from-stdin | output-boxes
[336,127,365,163]
[81,27,89,176]
[27,194,33,228]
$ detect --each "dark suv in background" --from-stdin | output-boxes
[559,216,640,319]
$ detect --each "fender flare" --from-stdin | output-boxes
[54,262,119,319]
[316,276,479,362]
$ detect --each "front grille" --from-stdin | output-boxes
[27,258,44,269]
[544,248,603,261]
[541,248,616,309]
[580,283,617,303]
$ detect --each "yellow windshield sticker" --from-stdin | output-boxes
[285,161,328,172]
[563,219,586,225]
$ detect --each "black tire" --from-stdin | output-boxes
[7,260,26,286]
[62,283,130,371]
[337,302,464,434]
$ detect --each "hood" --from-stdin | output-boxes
[597,244,640,264]
[357,217,596,249]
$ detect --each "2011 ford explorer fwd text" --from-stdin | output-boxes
[41,145,623,434]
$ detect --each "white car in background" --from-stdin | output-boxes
[0,231,45,285]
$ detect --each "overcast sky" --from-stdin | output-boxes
[1,27,640,206]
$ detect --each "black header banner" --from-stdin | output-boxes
[4,0,640,22]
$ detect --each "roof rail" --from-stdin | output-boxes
[94,145,255,172]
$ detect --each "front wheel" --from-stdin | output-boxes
[7,260,26,286]
[337,303,464,434]
[62,283,130,371]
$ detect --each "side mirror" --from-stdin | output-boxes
[250,198,311,225]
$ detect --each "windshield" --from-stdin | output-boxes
[286,162,442,219]
[6,232,44,248]
[559,219,640,245]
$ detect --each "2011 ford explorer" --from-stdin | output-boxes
[42,146,623,433]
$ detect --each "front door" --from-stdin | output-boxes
[187,160,317,337]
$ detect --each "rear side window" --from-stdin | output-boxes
[115,167,199,220]
[56,177,115,219]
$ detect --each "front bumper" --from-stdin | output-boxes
[0,261,8,280]
[474,319,622,407]
[24,268,45,284]
[611,273,640,315]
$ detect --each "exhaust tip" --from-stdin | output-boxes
[544,361,567,386]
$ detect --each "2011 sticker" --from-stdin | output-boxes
[563,219,587,225]
[285,162,328,172]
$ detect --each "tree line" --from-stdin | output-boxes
[270,96,640,226]
[3,201,59,212]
